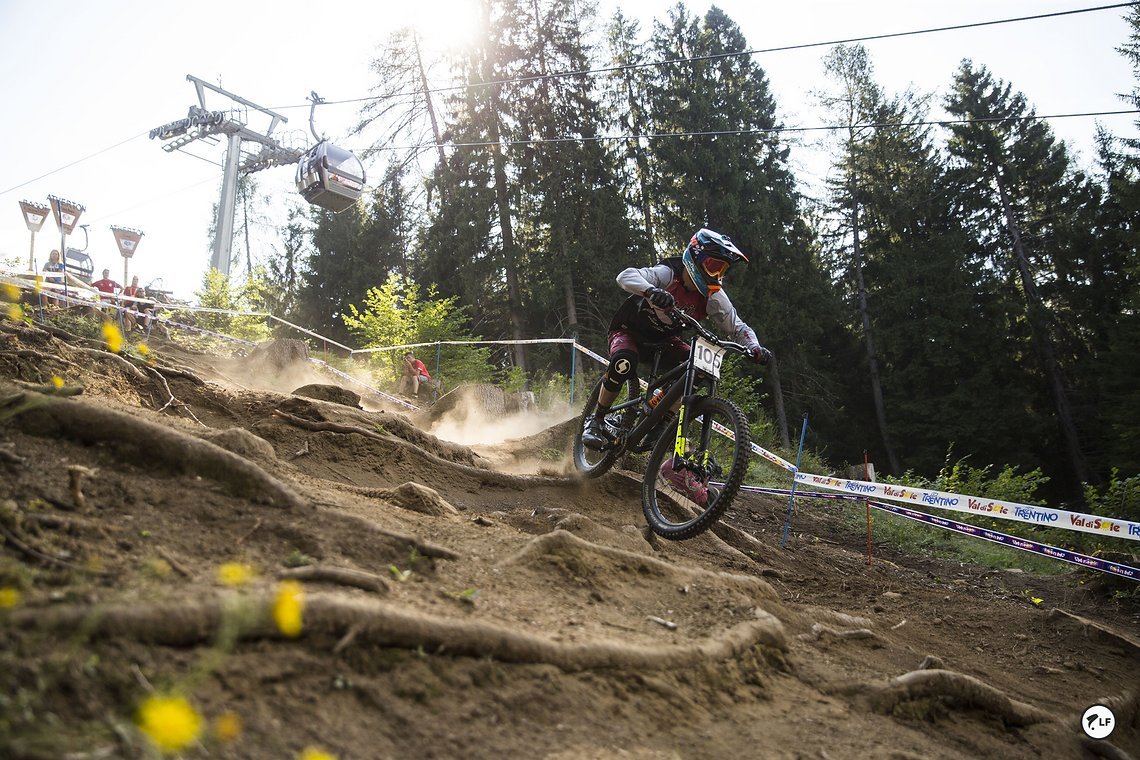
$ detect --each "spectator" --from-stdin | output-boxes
[41,250,66,307]
[122,279,153,332]
[92,269,122,296]
[398,351,436,398]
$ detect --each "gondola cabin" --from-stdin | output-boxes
[295,141,366,213]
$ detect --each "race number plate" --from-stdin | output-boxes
[693,338,727,378]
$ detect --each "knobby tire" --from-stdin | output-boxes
[641,396,751,540]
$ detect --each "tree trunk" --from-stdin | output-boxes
[851,179,901,474]
[768,358,791,450]
[480,0,527,373]
[996,180,1092,485]
[414,34,448,197]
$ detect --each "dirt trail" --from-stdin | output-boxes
[0,324,1136,760]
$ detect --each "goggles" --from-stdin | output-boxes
[700,255,730,280]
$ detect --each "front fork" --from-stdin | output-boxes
[670,345,716,475]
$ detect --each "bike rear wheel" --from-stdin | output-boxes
[572,375,639,479]
[641,396,751,540]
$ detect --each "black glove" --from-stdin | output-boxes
[645,287,675,310]
[749,344,772,365]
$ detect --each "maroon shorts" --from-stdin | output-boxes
[608,330,690,368]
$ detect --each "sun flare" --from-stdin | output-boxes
[410,0,480,52]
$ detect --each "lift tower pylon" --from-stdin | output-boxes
[149,75,302,277]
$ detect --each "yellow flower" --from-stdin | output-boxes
[273,580,304,637]
[299,747,338,760]
[4,303,22,322]
[213,711,242,743]
[0,587,23,609]
[33,276,43,293]
[2,283,20,302]
[137,694,203,754]
[51,375,64,388]
[217,562,256,587]
[138,342,150,356]
[102,321,123,353]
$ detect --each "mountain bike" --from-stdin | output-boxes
[572,310,753,540]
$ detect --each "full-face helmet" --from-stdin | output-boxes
[681,228,748,297]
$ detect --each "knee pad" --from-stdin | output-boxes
[603,349,638,392]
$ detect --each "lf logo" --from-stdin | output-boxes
[1082,704,1116,739]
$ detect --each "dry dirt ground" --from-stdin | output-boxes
[0,320,1137,760]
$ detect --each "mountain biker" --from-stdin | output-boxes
[580,228,772,502]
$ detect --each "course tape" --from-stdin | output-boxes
[737,485,1140,581]
[793,473,1140,543]
[312,361,419,411]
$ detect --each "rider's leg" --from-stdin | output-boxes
[582,332,639,448]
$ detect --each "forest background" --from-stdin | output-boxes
[197,1,1140,512]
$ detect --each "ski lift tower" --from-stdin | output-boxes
[149,75,303,276]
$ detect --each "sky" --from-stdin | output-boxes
[0,0,1135,302]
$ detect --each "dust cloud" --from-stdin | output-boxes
[430,400,576,447]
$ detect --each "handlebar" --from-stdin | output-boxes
[669,309,750,355]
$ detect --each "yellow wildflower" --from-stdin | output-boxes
[213,711,242,743]
[299,747,338,760]
[217,562,256,587]
[0,587,23,609]
[1,283,20,302]
[138,342,150,356]
[137,694,202,754]
[51,375,64,388]
[4,303,22,322]
[102,321,123,353]
[33,276,43,293]
[273,580,304,637]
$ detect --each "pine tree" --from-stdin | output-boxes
[944,61,1094,490]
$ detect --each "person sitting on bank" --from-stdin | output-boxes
[122,278,153,332]
[399,351,436,398]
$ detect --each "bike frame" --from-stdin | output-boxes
[604,339,718,457]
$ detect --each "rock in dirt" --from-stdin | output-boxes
[292,383,362,409]
[382,482,460,517]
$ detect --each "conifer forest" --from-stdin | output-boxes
[250,2,1140,508]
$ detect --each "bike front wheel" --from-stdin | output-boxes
[641,396,751,540]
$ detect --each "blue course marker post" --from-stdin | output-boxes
[780,413,809,547]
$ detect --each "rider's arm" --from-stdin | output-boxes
[616,264,674,297]
[707,290,760,349]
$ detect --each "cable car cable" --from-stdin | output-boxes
[267,2,1139,112]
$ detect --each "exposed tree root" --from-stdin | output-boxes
[500,529,780,604]
[800,623,877,642]
[317,506,459,561]
[0,523,109,576]
[6,389,305,509]
[10,591,786,671]
[857,668,1055,727]
[72,346,148,382]
[277,565,389,593]
[1048,608,1140,655]
[1079,736,1136,760]
[273,408,572,490]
